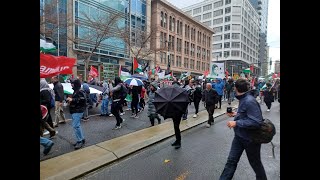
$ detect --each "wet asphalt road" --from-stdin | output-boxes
[78,102,280,180]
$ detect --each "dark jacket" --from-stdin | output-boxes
[40,90,52,109]
[202,88,218,106]
[112,83,124,101]
[233,91,263,142]
[69,90,86,114]
[129,86,139,103]
[263,87,274,103]
[193,85,203,101]
[53,81,64,102]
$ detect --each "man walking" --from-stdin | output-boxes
[202,83,218,127]
[66,79,87,150]
[219,79,267,180]
[51,76,66,126]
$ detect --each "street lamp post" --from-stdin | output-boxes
[165,40,171,72]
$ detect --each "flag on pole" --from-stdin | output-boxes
[40,53,76,78]
[40,39,56,53]
[133,57,142,73]
[89,66,98,78]
[119,65,131,81]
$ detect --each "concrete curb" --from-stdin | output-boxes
[40,102,238,180]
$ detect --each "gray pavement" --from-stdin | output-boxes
[77,102,280,180]
[41,100,233,161]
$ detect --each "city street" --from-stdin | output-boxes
[77,102,280,180]
[41,99,214,161]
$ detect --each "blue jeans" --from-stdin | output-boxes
[40,137,53,147]
[71,112,85,142]
[220,136,267,180]
[101,98,109,115]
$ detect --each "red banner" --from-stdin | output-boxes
[40,53,76,78]
[89,65,98,78]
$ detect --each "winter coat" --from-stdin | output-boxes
[214,80,225,95]
[147,91,157,116]
[263,88,274,103]
[193,85,203,101]
[233,91,264,142]
[53,81,64,102]
[202,88,218,106]
[69,90,86,114]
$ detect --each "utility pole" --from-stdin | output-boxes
[166,40,171,72]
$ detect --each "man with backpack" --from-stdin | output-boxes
[110,77,127,130]
[219,79,267,180]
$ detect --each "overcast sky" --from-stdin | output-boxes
[168,0,280,65]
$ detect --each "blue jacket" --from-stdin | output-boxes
[214,80,224,95]
[233,91,263,142]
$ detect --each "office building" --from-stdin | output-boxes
[183,0,261,76]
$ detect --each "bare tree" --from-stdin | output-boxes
[118,24,166,72]
[70,11,123,80]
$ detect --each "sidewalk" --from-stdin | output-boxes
[40,102,238,180]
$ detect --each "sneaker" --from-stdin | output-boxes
[206,124,211,128]
[53,123,58,128]
[73,139,85,146]
[193,114,197,118]
[109,114,113,117]
[113,125,122,130]
[59,121,66,124]
[130,114,136,118]
[83,118,89,122]
[134,116,139,119]
[182,118,187,120]
[43,142,54,155]
[120,112,125,116]
[126,108,131,111]
[74,142,84,150]
[171,141,181,149]
[49,131,56,138]
[43,130,49,136]
[267,109,270,112]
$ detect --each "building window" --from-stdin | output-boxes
[213,18,223,25]
[184,41,190,55]
[176,38,182,52]
[196,61,201,70]
[193,7,202,15]
[231,50,240,57]
[179,21,183,35]
[160,32,167,48]
[225,0,231,5]
[225,7,231,14]
[190,59,195,69]
[224,42,230,48]
[213,43,222,50]
[160,11,164,27]
[203,12,212,20]
[213,9,223,17]
[213,35,222,41]
[194,15,201,21]
[225,16,231,22]
[190,43,195,57]
[202,48,206,60]
[164,13,167,28]
[203,4,212,11]
[224,33,230,40]
[208,37,211,47]
[214,1,223,8]
[224,24,230,31]
[232,15,241,22]
[207,50,210,60]
[231,42,240,48]
[169,16,173,31]
[232,33,240,39]
[203,20,211,26]
[213,26,223,33]
[232,6,241,13]
[184,58,189,68]
[232,24,241,31]
[224,51,230,57]
[197,46,201,58]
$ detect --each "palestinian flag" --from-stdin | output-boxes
[40,39,56,53]
[119,65,131,81]
[243,68,251,73]
[164,71,173,79]
[133,57,142,73]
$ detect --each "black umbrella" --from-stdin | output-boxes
[153,86,189,118]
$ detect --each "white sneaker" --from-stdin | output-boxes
[120,112,125,116]
[43,130,49,136]
[130,115,136,118]
[113,125,122,130]
[134,116,139,119]
[193,114,197,118]
[126,108,131,111]
[267,109,270,112]
[109,114,113,117]
[206,124,211,128]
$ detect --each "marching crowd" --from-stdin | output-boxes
[40,75,279,169]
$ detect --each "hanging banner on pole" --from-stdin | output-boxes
[209,62,225,79]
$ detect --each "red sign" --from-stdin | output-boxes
[40,53,76,78]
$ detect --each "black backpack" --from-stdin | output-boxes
[249,118,276,144]
[187,88,195,102]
